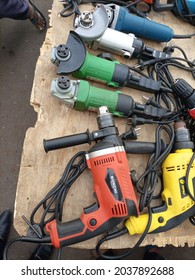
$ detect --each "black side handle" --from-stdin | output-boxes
[124,140,167,154]
[43,130,91,152]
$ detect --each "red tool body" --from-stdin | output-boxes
[45,107,139,248]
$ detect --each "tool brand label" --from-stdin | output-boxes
[179,176,188,198]
[179,176,195,198]
[86,76,107,85]
[105,168,122,201]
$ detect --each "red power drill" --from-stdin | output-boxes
[43,106,139,248]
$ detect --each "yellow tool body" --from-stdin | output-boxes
[125,122,195,235]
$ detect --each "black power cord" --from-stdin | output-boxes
[3,151,87,260]
[173,0,195,25]
[60,0,82,17]
[142,46,195,82]
[187,118,195,143]
[29,151,87,231]
[185,152,195,202]
[59,0,151,18]
[135,123,175,212]
[95,206,152,260]
[183,147,195,227]
[189,215,195,225]
[139,46,195,121]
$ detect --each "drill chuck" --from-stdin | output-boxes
[97,106,115,129]
[171,78,195,119]
[173,121,194,150]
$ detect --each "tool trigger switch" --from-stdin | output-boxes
[84,202,99,214]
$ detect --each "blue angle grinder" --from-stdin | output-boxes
[74,3,195,42]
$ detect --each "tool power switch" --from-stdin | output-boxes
[84,202,99,214]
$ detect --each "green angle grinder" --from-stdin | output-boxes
[50,31,163,94]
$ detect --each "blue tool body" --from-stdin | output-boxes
[153,0,195,25]
[175,0,195,13]
[113,6,174,42]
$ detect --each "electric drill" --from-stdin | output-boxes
[43,106,139,248]
[4,108,167,257]
[51,76,169,120]
[125,120,195,234]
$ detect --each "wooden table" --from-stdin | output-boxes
[14,1,195,249]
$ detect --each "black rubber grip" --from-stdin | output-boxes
[123,140,167,154]
[112,64,130,86]
[57,218,85,240]
[116,94,135,116]
[151,205,195,234]
[43,130,91,152]
[57,217,124,247]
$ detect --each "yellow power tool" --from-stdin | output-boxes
[125,120,195,234]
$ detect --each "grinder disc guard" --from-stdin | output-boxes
[74,4,110,42]
[57,31,86,75]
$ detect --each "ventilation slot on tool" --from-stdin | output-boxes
[111,203,127,216]
[166,164,194,172]
[94,156,115,166]
[181,200,194,212]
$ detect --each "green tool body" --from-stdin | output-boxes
[74,77,124,116]
[51,76,168,119]
[51,31,162,94]
[73,52,122,87]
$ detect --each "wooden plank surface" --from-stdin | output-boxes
[14,0,195,249]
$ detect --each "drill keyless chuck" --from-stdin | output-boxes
[171,79,195,118]
[97,106,115,129]
[173,121,194,150]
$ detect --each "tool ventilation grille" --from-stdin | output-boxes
[111,203,127,216]
[165,163,194,172]
[93,156,115,166]
[181,200,194,212]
